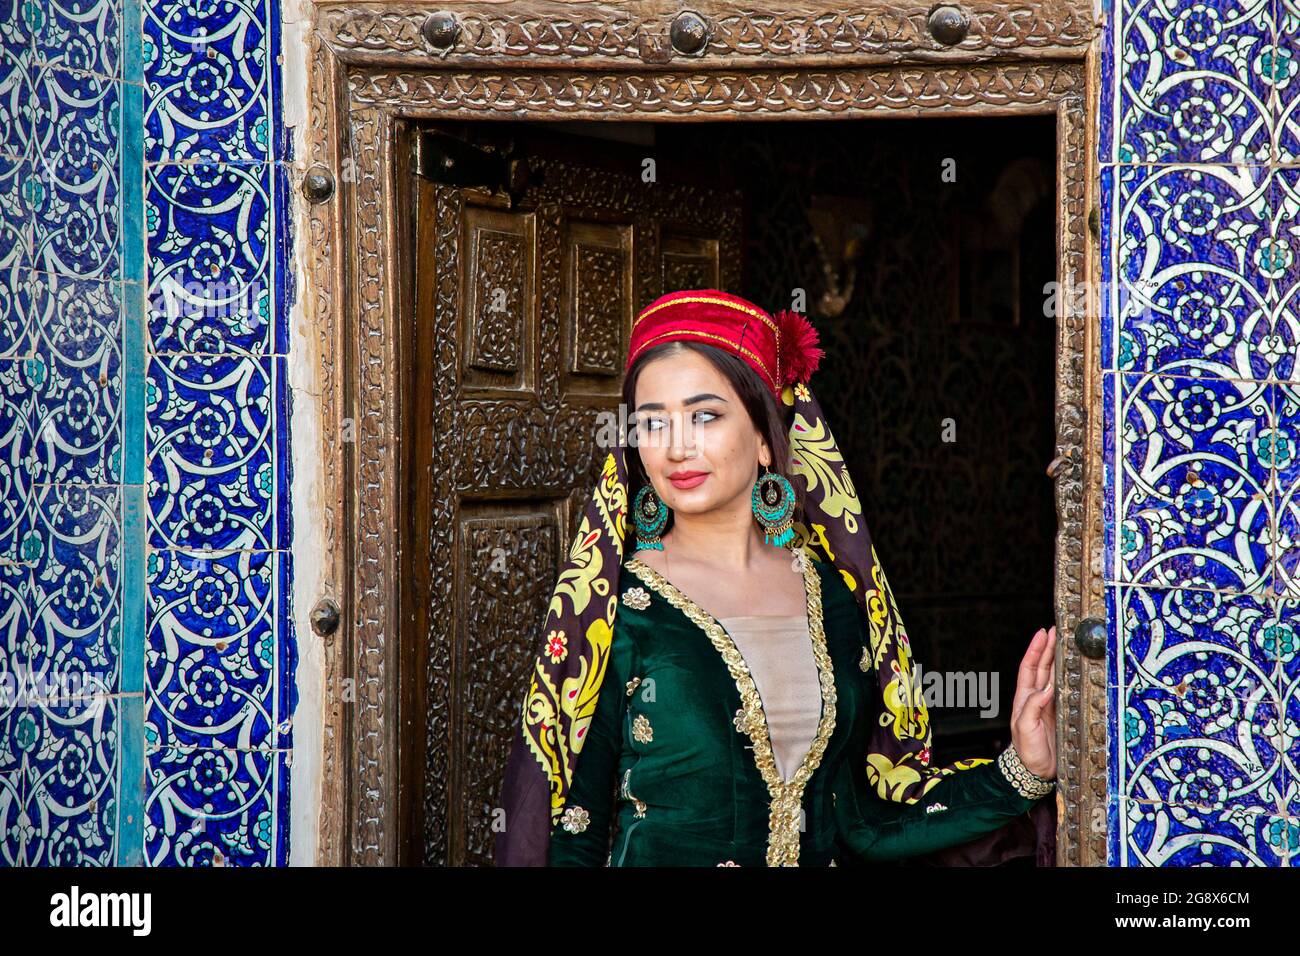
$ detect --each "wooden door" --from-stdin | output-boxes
[402,125,743,865]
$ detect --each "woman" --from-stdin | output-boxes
[496,289,1056,867]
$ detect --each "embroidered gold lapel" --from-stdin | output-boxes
[624,556,838,866]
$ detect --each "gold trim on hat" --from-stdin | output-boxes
[626,329,779,394]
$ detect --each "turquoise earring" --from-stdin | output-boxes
[633,484,669,551]
[752,464,797,548]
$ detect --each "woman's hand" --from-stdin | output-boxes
[1009,626,1057,780]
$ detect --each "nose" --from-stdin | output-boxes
[667,411,698,460]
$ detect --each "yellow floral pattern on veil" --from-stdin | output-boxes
[519,452,627,823]
[789,411,861,534]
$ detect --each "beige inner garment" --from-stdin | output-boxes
[715,612,821,783]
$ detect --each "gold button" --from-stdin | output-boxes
[632,713,653,743]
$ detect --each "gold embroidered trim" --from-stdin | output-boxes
[625,557,837,866]
[625,329,779,393]
[621,768,647,819]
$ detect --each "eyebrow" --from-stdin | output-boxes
[635,393,730,412]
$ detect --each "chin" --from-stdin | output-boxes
[663,489,717,512]
[669,486,738,514]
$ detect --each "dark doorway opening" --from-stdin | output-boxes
[695,117,1060,767]
[402,115,1058,864]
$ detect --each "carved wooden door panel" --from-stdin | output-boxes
[404,128,743,865]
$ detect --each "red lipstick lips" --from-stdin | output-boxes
[668,470,708,490]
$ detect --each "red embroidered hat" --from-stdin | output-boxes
[626,290,825,398]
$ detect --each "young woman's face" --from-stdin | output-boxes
[632,348,770,518]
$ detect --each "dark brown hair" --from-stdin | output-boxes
[620,340,803,539]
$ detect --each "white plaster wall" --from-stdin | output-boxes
[281,0,325,866]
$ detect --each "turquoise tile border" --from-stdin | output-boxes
[116,0,146,868]
[115,692,145,866]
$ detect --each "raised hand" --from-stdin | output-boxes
[1009,625,1057,779]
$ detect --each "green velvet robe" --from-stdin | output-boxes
[547,553,1048,867]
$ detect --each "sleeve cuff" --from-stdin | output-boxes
[994,743,1055,801]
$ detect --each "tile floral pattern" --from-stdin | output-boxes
[3,0,1296,870]
[1106,0,1300,865]
[0,0,294,867]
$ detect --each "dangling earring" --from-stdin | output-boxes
[752,463,797,548]
[632,484,670,551]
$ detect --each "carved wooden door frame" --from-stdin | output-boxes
[303,0,1106,866]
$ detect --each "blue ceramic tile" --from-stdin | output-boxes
[1108,686,1118,865]
[144,745,278,866]
[273,748,288,865]
[32,0,122,79]
[1273,381,1300,587]
[115,689,144,864]
[0,264,32,360]
[0,0,28,51]
[273,351,287,547]
[18,693,119,866]
[1099,0,1115,165]
[1109,164,1273,378]
[1273,0,1300,162]
[145,354,277,550]
[0,359,34,563]
[145,548,278,751]
[24,484,122,696]
[0,559,30,771]
[271,160,288,355]
[1100,167,1115,367]
[1275,680,1300,814]
[30,62,121,280]
[1115,372,1273,592]
[1270,592,1300,680]
[1103,372,1119,582]
[0,769,22,865]
[0,0,294,868]
[1116,796,1294,865]
[1111,0,1274,165]
[0,681,37,778]
[0,491,31,569]
[0,35,34,161]
[119,78,142,285]
[1115,584,1279,702]
[142,0,273,163]
[1106,585,1120,696]
[0,153,33,270]
[16,0,41,47]
[145,161,272,353]
[275,548,292,750]
[1268,168,1300,381]
[1120,681,1285,808]
[0,551,26,629]
[25,273,122,483]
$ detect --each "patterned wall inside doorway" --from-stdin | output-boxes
[1103,0,1300,865]
[0,0,295,866]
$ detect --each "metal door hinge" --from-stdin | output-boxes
[413,130,531,207]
